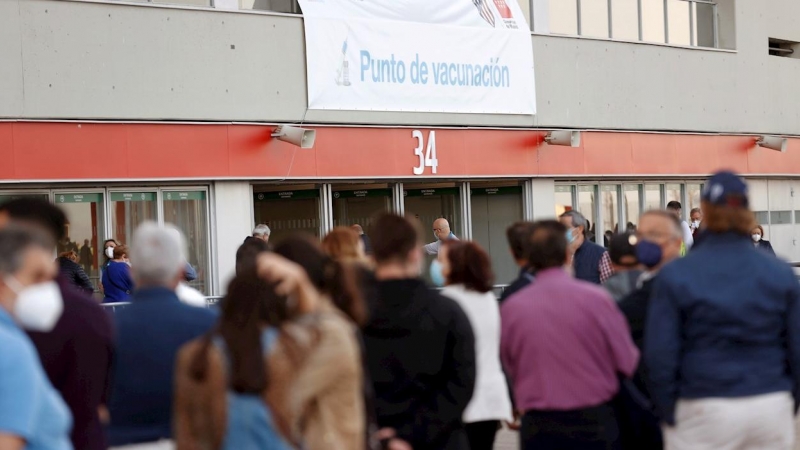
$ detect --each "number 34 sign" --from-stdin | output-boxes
[412,130,439,175]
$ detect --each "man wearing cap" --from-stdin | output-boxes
[644,171,800,450]
[603,232,643,303]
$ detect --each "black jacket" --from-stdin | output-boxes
[756,239,776,256]
[58,257,94,295]
[499,266,534,304]
[617,277,663,450]
[363,278,476,450]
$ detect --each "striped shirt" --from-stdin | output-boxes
[500,268,639,412]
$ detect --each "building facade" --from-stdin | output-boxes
[2,0,800,294]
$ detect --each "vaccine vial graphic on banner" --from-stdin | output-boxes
[335,38,352,87]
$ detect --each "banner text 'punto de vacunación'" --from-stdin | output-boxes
[298,0,537,115]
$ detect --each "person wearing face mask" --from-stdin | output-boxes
[423,217,459,256]
[559,210,614,284]
[615,211,684,450]
[0,226,72,450]
[645,171,800,450]
[0,197,114,450]
[436,240,512,450]
[750,224,775,256]
[99,239,119,294]
[102,245,134,303]
[689,208,702,239]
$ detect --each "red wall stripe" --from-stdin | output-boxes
[0,122,797,181]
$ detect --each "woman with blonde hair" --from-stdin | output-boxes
[322,226,368,263]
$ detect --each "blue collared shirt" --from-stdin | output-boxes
[0,308,72,450]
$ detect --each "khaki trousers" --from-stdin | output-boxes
[663,392,794,450]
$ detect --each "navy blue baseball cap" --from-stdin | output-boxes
[702,170,749,207]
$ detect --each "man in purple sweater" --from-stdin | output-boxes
[501,219,639,450]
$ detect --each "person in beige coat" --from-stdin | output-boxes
[174,251,365,450]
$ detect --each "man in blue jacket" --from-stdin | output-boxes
[645,171,800,450]
[106,222,215,449]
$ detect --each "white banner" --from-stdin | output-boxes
[298,0,537,115]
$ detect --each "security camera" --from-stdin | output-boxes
[756,135,787,153]
[544,130,581,148]
[271,125,316,149]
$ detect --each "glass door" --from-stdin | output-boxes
[54,191,106,293]
[253,186,321,243]
[332,184,392,230]
[162,190,211,295]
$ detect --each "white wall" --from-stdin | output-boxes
[530,178,556,220]
[212,181,253,295]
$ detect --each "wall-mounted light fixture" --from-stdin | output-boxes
[544,130,581,148]
[756,135,788,153]
[272,125,317,149]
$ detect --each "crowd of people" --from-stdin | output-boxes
[0,170,799,450]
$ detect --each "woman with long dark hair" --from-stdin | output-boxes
[272,235,368,450]
[174,253,320,449]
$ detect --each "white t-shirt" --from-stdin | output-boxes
[441,285,513,423]
[681,220,694,249]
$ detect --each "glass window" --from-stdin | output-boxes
[641,0,666,43]
[163,191,211,295]
[56,193,105,293]
[755,211,770,226]
[623,185,641,233]
[577,185,597,243]
[601,185,620,247]
[110,192,158,248]
[686,183,703,213]
[253,188,321,243]
[665,183,683,215]
[694,1,716,48]
[611,0,640,40]
[645,184,662,211]
[332,185,392,229]
[667,0,691,45]
[0,193,49,207]
[770,211,793,225]
[549,0,579,35]
[555,185,575,216]
[580,0,610,38]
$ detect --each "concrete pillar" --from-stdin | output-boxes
[530,178,556,221]
[212,181,253,295]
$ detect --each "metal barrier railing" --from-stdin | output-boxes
[101,287,509,312]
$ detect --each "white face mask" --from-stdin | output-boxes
[752,234,762,243]
[6,277,64,332]
[105,247,115,259]
[692,220,701,228]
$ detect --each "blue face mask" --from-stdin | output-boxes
[635,239,663,269]
[429,259,446,287]
[566,228,577,244]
